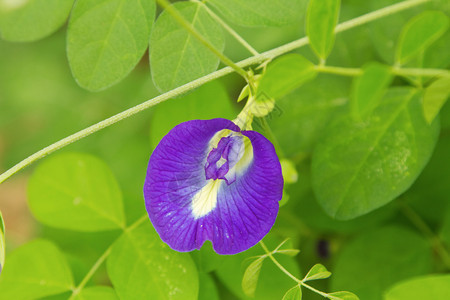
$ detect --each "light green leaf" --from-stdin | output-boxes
[329,291,359,300]
[257,54,317,101]
[28,152,126,231]
[107,221,199,300]
[0,210,5,273]
[384,274,450,300]
[0,239,74,299]
[67,0,155,91]
[331,226,432,300]
[276,249,300,257]
[280,159,298,184]
[150,2,224,92]
[312,88,439,220]
[242,256,265,297]
[198,273,220,300]
[73,286,119,300]
[207,0,307,27]
[150,80,235,147]
[0,0,73,42]
[422,76,450,124]
[396,11,449,65]
[351,63,393,120]
[303,264,331,282]
[306,0,341,60]
[282,285,302,300]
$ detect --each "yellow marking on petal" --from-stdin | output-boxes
[191,180,222,219]
[232,135,253,174]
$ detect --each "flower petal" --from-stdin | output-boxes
[144,118,283,255]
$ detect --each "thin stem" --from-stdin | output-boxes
[316,65,449,78]
[315,65,362,77]
[260,118,285,158]
[400,202,450,270]
[191,0,259,56]
[69,214,148,299]
[155,0,248,79]
[0,0,430,184]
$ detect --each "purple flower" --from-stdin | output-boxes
[144,118,283,255]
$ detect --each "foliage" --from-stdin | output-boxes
[0,0,450,299]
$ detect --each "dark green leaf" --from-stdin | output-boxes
[331,226,432,300]
[190,241,225,273]
[207,0,307,27]
[384,274,450,300]
[312,88,439,220]
[282,285,302,300]
[149,80,235,147]
[28,152,126,231]
[351,63,392,120]
[0,0,73,42]
[303,264,331,282]
[306,0,341,60]
[67,0,155,91]
[198,273,220,300]
[150,2,224,92]
[73,286,119,300]
[242,256,265,297]
[0,239,74,299]
[396,11,449,65]
[422,76,450,124]
[257,54,317,101]
[107,220,199,300]
[328,291,359,300]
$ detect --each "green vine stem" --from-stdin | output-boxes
[316,65,450,78]
[0,0,432,184]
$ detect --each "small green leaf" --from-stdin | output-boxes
[0,239,74,299]
[396,11,449,65]
[150,1,225,92]
[257,54,317,101]
[242,256,265,297]
[207,0,307,27]
[422,76,450,124]
[276,249,300,257]
[331,226,432,300]
[306,0,341,60]
[328,291,359,300]
[303,264,331,282]
[312,88,439,220]
[107,221,199,300]
[384,274,450,300]
[0,0,73,42]
[351,63,393,120]
[280,159,298,184]
[67,0,156,91]
[73,286,119,300]
[282,285,302,300]
[28,152,126,231]
[238,84,250,102]
[0,210,5,273]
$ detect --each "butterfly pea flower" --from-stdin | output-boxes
[144,118,283,255]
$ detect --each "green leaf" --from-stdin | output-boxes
[242,256,266,297]
[276,249,300,257]
[28,152,126,231]
[190,241,225,273]
[216,235,301,300]
[306,0,341,60]
[303,264,331,282]
[257,54,317,101]
[312,88,439,220]
[351,63,393,120]
[107,221,199,300]
[73,286,119,300]
[396,11,449,65]
[67,0,155,91]
[422,76,450,124]
[282,285,302,300]
[328,291,359,300]
[150,80,235,147]
[0,210,5,273]
[269,74,350,155]
[207,0,307,27]
[384,274,450,300]
[198,273,220,300]
[331,226,432,300]
[150,2,225,92]
[0,0,73,42]
[0,239,74,299]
